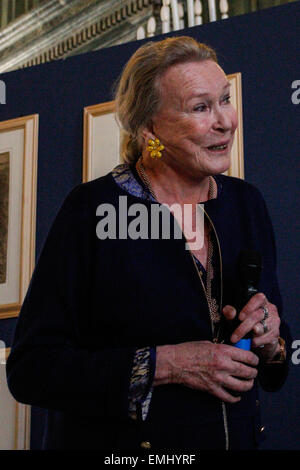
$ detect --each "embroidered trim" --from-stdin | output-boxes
[112,163,155,201]
[128,347,153,421]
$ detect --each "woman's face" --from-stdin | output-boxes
[149,60,238,178]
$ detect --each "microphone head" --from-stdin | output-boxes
[238,250,262,287]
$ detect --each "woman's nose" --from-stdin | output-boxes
[212,107,233,133]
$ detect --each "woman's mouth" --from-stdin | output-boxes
[206,141,230,152]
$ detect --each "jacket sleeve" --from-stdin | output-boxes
[6,185,136,419]
[251,186,289,391]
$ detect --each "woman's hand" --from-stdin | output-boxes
[223,292,281,362]
[154,341,259,403]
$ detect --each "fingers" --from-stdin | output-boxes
[225,376,255,393]
[230,293,280,345]
[211,373,256,404]
[173,341,258,404]
[229,360,258,380]
[252,310,280,337]
[252,334,276,349]
[222,343,259,367]
[222,305,237,321]
[252,317,280,340]
[231,297,266,343]
[238,292,267,320]
[253,322,265,336]
[251,326,280,349]
[213,386,242,404]
[201,373,250,404]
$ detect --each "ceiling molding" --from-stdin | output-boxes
[0,0,154,73]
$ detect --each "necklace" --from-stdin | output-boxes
[137,159,157,200]
[137,157,215,201]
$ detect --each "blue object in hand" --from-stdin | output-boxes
[233,338,252,351]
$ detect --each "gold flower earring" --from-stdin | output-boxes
[146,138,164,159]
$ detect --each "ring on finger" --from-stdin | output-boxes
[260,318,268,334]
[261,305,269,320]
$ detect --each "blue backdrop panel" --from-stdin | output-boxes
[0,1,299,450]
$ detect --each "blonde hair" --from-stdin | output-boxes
[114,36,218,165]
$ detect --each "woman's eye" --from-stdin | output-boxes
[223,95,231,104]
[193,104,207,112]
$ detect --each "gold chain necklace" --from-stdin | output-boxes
[137,158,214,201]
[137,159,157,200]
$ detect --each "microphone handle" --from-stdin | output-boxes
[228,286,259,397]
[233,286,259,351]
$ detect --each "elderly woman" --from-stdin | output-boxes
[7,37,287,451]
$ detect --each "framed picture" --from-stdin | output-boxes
[0,347,30,450]
[83,101,119,182]
[226,73,244,179]
[83,73,244,182]
[0,114,39,319]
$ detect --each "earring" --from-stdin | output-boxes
[146,138,164,159]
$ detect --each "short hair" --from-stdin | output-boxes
[114,36,218,165]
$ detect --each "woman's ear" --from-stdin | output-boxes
[141,123,155,145]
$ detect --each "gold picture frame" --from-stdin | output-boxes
[0,115,39,319]
[226,73,244,179]
[0,348,30,450]
[83,73,244,182]
[83,101,119,182]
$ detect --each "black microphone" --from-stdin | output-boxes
[231,250,262,350]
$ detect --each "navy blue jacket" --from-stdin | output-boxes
[6,172,287,450]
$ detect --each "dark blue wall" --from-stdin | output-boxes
[0,1,299,450]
